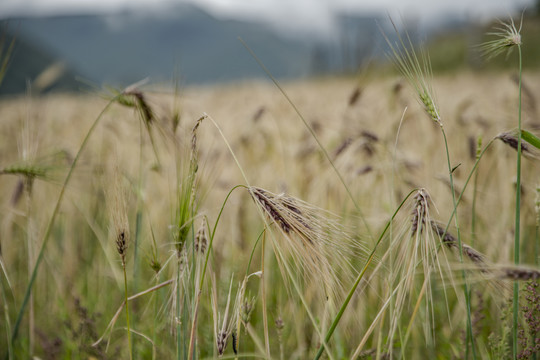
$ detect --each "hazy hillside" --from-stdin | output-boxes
[0,4,388,95]
[2,3,536,96]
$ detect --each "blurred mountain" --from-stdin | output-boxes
[0,4,392,95]
[4,3,526,95]
[0,4,311,94]
[0,31,81,94]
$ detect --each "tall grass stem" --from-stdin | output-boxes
[313,190,416,360]
[238,38,372,239]
[7,98,117,357]
[513,43,523,360]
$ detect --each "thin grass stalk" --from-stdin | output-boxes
[513,43,523,360]
[93,279,174,347]
[122,262,133,360]
[350,280,402,359]
[152,272,160,360]
[440,138,496,239]
[187,185,246,360]
[440,127,477,359]
[385,20,477,356]
[235,230,265,359]
[131,120,145,358]
[148,222,161,360]
[471,137,482,247]
[400,276,428,357]
[536,186,540,267]
[176,259,182,360]
[270,238,335,360]
[388,107,407,359]
[208,114,339,359]
[238,38,372,239]
[6,98,118,358]
[0,273,12,360]
[244,324,268,357]
[261,231,270,358]
[24,181,34,357]
[374,303,386,360]
[313,189,417,360]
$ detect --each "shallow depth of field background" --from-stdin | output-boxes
[1,1,540,359]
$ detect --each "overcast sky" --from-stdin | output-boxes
[1,0,534,36]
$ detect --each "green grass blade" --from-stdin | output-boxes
[6,97,117,357]
[313,190,417,360]
[521,129,540,150]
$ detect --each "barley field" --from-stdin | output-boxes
[1,28,540,359]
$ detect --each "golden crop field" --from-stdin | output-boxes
[1,26,540,359]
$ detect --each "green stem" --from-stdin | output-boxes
[176,259,182,360]
[440,127,476,359]
[0,270,12,360]
[123,264,133,360]
[313,190,416,360]
[6,98,117,357]
[245,230,265,278]
[235,229,265,358]
[261,232,270,358]
[187,185,246,360]
[152,274,160,360]
[513,44,523,360]
[471,137,482,247]
[238,38,372,239]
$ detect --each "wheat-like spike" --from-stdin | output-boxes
[496,131,536,158]
[430,221,486,267]
[382,19,441,124]
[248,186,363,299]
[411,189,429,236]
[478,17,522,60]
[122,88,154,126]
[499,267,540,281]
[195,218,207,255]
[110,170,130,266]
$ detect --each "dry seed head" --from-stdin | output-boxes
[411,189,430,236]
[496,132,533,156]
[361,130,379,142]
[385,187,447,350]
[356,165,373,176]
[348,86,362,106]
[10,179,24,206]
[108,169,130,266]
[333,137,353,159]
[150,259,162,274]
[116,230,128,264]
[240,295,256,326]
[430,221,486,267]
[499,267,540,281]
[249,187,302,235]
[479,17,522,60]
[248,186,362,298]
[275,316,284,331]
[212,275,238,358]
[123,89,154,125]
[216,330,228,356]
[191,115,206,155]
[195,218,207,254]
[113,215,129,266]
